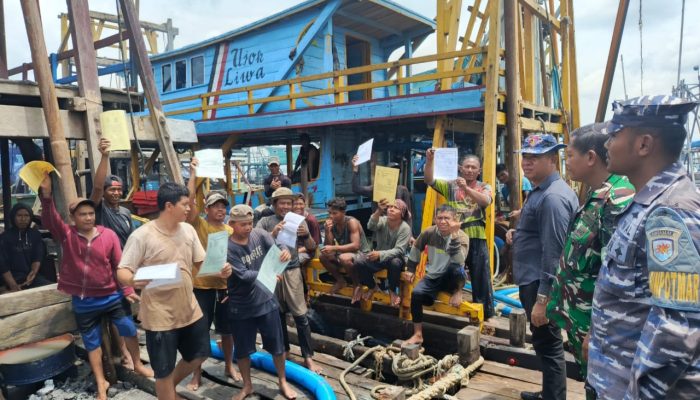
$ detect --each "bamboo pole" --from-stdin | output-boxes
[21,0,77,213]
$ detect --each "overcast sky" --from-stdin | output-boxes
[4,1,699,131]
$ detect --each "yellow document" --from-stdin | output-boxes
[373,166,399,204]
[19,161,60,193]
[100,110,131,151]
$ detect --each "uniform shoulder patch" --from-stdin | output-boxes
[648,227,682,265]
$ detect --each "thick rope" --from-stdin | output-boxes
[342,335,371,361]
[406,356,485,400]
[340,346,385,400]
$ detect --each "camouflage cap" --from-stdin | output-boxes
[520,133,566,155]
[598,95,699,135]
[205,191,229,207]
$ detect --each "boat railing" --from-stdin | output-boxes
[160,48,490,119]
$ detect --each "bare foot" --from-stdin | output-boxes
[389,292,401,307]
[96,379,110,400]
[232,384,254,400]
[351,286,363,304]
[449,291,463,307]
[362,287,377,301]
[304,357,323,374]
[121,351,135,370]
[186,373,201,391]
[134,363,154,378]
[226,365,242,381]
[331,279,347,294]
[403,333,423,346]
[280,381,298,400]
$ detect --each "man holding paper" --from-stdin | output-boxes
[185,159,241,390]
[117,183,231,400]
[225,204,297,400]
[424,150,496,320]
[351,154,412,223]
[257,187,321,374]
[39,174,153,400]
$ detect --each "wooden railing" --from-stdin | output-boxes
[161,48,490,119]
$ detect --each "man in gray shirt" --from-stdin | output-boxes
[506,134,578,400]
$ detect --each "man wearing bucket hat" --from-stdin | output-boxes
[257,187,321,373]
[506,133,578,400]
[587,95,700,400]
[224,204,296,400]
[185,158,241,389]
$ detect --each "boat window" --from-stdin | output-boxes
[175,60,187,90]
[162,64,172,92]
[191,56,204,86]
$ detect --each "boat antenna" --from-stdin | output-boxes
[638,0,644,95]
[676,0,685,87]
[621,54,629,100]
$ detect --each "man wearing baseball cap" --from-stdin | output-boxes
[224,204,296,400]
[39,174,152,399]
[263,156,292,198]
[587,95,700,399]
[506,133,578,400]
[185,157,240,389]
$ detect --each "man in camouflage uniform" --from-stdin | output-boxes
[587,95,700,399]
[547,123,635,380]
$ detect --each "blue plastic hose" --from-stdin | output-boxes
[464,283,524,315]
[209,340,336,400]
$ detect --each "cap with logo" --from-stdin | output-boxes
[229,204,254,222]
[519,133,567,155]
[104,174,123,189]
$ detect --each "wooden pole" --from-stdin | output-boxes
[482,0,501,277]
[118,0,183,184]
[0,0,7,78]
[504,0,523,213]
[21,0,77,213]
[594,0,630,122]
[67,0,107,181]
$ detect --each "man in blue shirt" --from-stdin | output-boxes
[506,134,578,400]
[496,163,532,206]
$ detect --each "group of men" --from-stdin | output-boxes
[19,94,700,400]
[504,95,700,400]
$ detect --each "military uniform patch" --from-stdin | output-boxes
[648,227,681,265]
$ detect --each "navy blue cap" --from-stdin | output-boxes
[599,95,698,135]
[519,133,566,155]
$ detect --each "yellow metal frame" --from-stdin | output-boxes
[305,258,484,324]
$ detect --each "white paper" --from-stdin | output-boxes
[145,267,182,289]
[256,245,290,294]
[275,212,305,248]
[354,139,374,166]
[433,148,459,181]
[134,263,178,280]
[194,149,225,179]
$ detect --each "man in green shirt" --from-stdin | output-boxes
[546,123,635,379]
[425,150,495,319]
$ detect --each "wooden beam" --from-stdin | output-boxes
[0,0,8,78]
[566,0,580,129]
[0,284,69,318]
[427,118,484,134]
[0,302,77,350]
[519,0,561,31]
[67,0,106,180]
[21,0,77,213]
[257,0,340,113]
[482,0,501,278]
[504,0,524,212]
[119,0,183,183]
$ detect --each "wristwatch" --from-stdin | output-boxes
[536,294,549,305]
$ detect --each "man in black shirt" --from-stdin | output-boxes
[263,156,292,198]
[0,203,49,291]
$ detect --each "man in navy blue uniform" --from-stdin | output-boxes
[588,95,700,399]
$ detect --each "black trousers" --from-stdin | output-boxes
[357,256,404,292]
[519,280,567,400]
[279,313,314,359]
[466,238,496,319]
[411,263,465,323]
